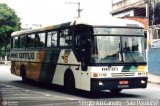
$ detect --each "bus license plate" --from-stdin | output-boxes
[119,80,128,85]
[118,80,129,88]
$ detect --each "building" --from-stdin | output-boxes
[148,0,160,26]
[147,0,160,75]
[21,24,42,30]
[111,0,148,29]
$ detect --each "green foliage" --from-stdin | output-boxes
[0,3,21,55]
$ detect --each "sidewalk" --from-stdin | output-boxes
[0,61,11,66]
[148,73,160,84]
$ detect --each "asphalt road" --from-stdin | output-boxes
[0,64,160,106]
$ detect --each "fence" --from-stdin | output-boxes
[0,55,10,64]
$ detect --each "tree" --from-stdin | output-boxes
[0,3,21,56]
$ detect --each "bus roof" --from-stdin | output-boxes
[11,17,144,36]
[11,22,71,36]
[75,17,144,27]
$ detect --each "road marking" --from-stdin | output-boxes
[0,83,79,101]
[36,101,79,106]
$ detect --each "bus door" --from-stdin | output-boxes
[79,34,92,90]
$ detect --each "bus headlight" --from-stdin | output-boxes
[99,81,104,86]
[141,80,146,84]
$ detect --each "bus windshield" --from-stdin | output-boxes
[91,28,146,64]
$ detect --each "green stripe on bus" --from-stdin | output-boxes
[130,66,137,72]
[122,66,131,72]
[39,49,61,83]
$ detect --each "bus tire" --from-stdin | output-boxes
[64,70,75,93]
[109,89,122,94]
[20,65,27,82]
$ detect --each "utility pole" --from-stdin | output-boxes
[144,0,149,18]
[65,1,83,18]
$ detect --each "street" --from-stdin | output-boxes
[0,64,160,106]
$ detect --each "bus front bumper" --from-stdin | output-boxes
[90,77,148,91]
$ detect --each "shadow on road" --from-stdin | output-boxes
[11,80,142,99]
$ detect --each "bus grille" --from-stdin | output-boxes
[111,72,135,77]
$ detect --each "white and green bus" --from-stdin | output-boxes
[10,17,148,93]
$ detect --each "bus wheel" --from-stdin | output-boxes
[109,89,122,94]
[64,70,75,93]
[20,65,27,82]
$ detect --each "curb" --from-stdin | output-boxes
[148,81,160,85]
[148,73,160,85]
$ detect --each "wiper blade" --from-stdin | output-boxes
[125,52,138,66]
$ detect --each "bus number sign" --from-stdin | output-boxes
[102,67,118,71]
[11,52,35,60]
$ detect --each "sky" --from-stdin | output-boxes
[0,0,112,26]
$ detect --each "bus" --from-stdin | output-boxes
[10,17,148,93]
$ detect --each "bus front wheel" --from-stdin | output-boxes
[64,70,75,93]
[109,89,122,94]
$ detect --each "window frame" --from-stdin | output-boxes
[12,36,19,49]
[19,35,26,48]
[59,27,73,47]
[26,33,36,48]
[46,30,58,48]
[35,32,46,48]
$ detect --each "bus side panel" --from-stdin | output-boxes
[12,61,21,76]
[52,49,82,89]
[79,71,91,91]
[38,49,61,83]
[10,50,45,81]
[27,63,42,81]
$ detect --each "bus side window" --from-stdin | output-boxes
[27,34,35,48]
[11,38,13,48]
[60,29,72,46]
[13,36,19,48]
[47,31,58,47]
[35,33,46,47]
[19,35,26,48]
[75,35,81,47]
